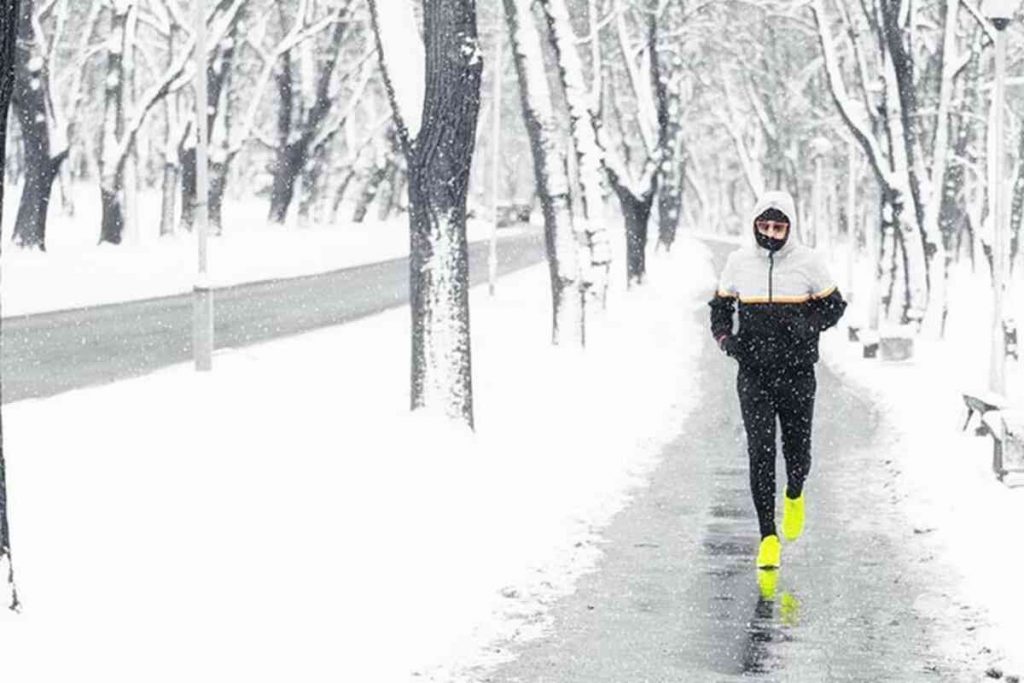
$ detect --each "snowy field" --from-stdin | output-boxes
[0,185,512,317]
[0,231,714,681]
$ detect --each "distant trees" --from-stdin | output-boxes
[1,0,23,613]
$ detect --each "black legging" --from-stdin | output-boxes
[737,363,816,539]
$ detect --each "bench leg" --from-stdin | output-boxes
[993,439,1005,478]
[962,407,974,432]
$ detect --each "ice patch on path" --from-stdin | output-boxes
[0,235,716,683]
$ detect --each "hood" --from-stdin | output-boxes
[750,190,798,256]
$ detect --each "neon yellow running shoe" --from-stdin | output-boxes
[781,492,805,541]
[757,568,779,600]
[756,534,781,569]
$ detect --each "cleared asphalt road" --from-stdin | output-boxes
[478,240,996,682]
[2,229,546,404]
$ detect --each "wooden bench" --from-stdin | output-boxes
[981,409,1024,484]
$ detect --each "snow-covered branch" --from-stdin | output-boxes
[367,0,424,154]
[810,0,893,189]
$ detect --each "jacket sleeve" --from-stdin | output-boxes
[805,252,847,332]
[708,253,738,342]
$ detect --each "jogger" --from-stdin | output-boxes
[708,190,846,569]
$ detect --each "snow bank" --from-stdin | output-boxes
[0,235,715,682]
[822,257,1024,678]
[0,187,515,318]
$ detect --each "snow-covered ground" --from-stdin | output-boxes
[821,253,1024,677]
[0,185,512,317]
[0,229,714,681]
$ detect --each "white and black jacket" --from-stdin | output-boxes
[708,191,847,368]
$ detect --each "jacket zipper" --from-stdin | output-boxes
[768,252,774,303]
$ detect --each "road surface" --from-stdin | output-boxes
[477,240,996,682]
[2,229,546,404]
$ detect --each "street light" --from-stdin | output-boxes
[983,0,1020,396]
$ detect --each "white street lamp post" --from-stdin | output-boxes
[194,0,213,371]
[984,0,1020,396]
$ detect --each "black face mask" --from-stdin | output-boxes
[755,230,788,253]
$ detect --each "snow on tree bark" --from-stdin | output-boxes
[503,0,582,346]
[1,0,22,612]
[97,0,130,245]
[370,0,482,427]
[11,0,68,251]
[538,0,612,300]
[654,42,685,253]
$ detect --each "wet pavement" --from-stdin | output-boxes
[477,241,994,682]
[1,229,545,403]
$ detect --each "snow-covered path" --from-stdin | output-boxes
[476,241,1008,682]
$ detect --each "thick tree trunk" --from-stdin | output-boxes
[503,0,580,345]
[1,0,22,612]
[369,0,481,426]
[406,0,482,427]
[11,0,66,250]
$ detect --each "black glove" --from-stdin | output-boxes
[719,334,741,358]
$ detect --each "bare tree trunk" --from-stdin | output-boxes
[503,0,581,345]
[11,0,68,250]
[209,156,230,235]
[179,143,196,232]
[609,172,655,286]
[369,0,482,427]
[375,159,400,221]
[159,157,178,236]
[1,0,22,612]
[330,166,357,222]
[351,159,389,223]
[651,6,683,252]
[97,1,129,245]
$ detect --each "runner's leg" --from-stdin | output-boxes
[777,364,816,499]
[737,366,778,538]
